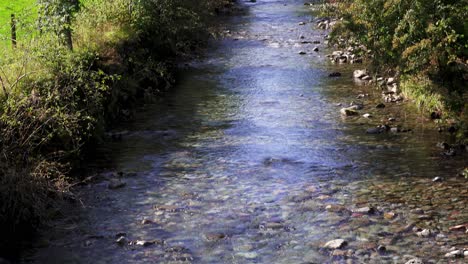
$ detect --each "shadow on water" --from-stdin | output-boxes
[23,0,466,263]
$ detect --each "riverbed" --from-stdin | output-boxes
[23,1,467,263]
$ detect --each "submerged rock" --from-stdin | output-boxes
[324,239,347,249]
[116,236,128,245]
[108,179,126,190]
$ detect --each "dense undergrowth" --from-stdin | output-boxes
[0,0,234,257]
[319,0,468,139]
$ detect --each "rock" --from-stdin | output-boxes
[298,51,307,55]
[444,250,463,258]
[337,56,347,63]
[312,46,319,52]
[341,108,359,116]
[362,75,372,81]
[377,245,386,252]
[464,251,468,257]
[135,240,155,247]
[329,72,342,77]
[300,35,305,39]
[449,224,468,232]
[386,77,396,85]
[405,258,423,264]
[432,177,443,182]
[363,113,372,118]
[390,127,399,133]
[384,212,397,220]
[298,22,306,25]
[116,236,128,245]
[354,69,368,79]
[352,207,375,214]
[349,102,364,110]
[416,229,431,237]
[388,117,396,122]
[430,111,442,119]
[141,219,154,225]
[366,127,384,134]
[204,233,228,241]
[376,103,386,108]
[108,179,126,190]
[324,239,347,249]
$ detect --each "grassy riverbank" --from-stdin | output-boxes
[317,0,467,140]
[0,0,235,258]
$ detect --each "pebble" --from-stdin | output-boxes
[312,46,319,52]
[299,51,307,55]
[341,108,359,116]
[324,239,347,249]
[384,212,397,220]
[363,113,372,118]
[405,258,423,264]
[432,177,442,182]
[444,250,462,258]
[108,179,126,189]
[352,207,375,214]
[116,236,128,245]
[416,229,431,237]
[376,103,386,108]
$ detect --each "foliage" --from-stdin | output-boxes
[0,0,233,255]
[328,0,468,116]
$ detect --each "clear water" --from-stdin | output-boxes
[24,1,467,263]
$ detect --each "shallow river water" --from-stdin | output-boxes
[24,1,467,263]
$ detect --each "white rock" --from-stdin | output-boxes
[387,77,396,85]
[324,239,347,249]
[363,113,372,118]
[444,250,462,258]
[417,229,431,237]
[353,69,368,79]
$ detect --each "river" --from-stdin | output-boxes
[23,1,467,263]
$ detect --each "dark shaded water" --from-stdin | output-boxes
[24,1,467,263]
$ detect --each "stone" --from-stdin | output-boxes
[416,229,431,237]
[363,113,372,118]
[432,177,443,182]
[352,207,375,214]
[361,75,372,81]
[354,69,368,79]
[464,251,468,257]
[298,22,306,25]
[366,127,384,134]
[444,250,462,258]
[298,51,307,55]
[108,179,126,190]
[324,239,347,249]
[141,219,154,225]
[376,103,386,108]
[341,108,359,116]
[386,77,396,85]
[135,240,155,247]
[329,72,342,77]
[377,245,386,251]
[116,236,128,245]
[405,258,423,264]
[384,212,396,220]
[312,46,319,52]
[390,127,399,133]
[388,117,396,122]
